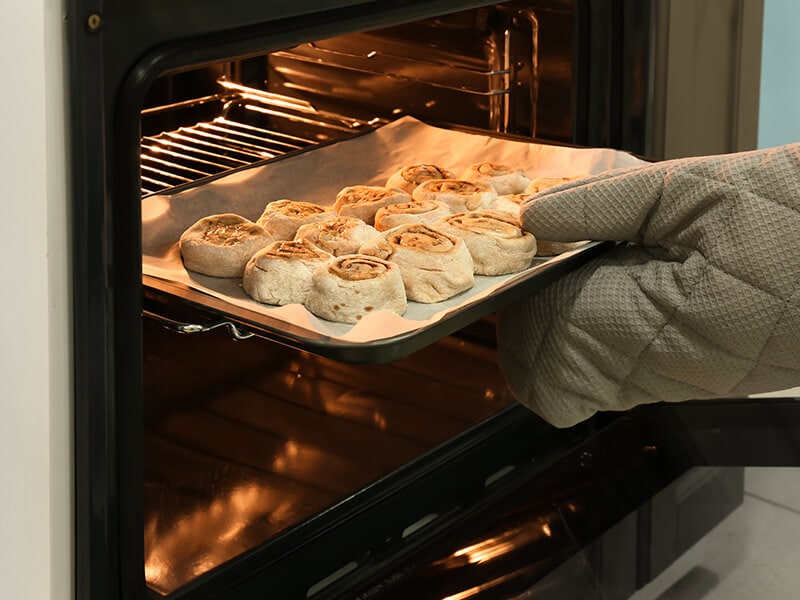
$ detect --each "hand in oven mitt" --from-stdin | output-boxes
[496,143,800,428]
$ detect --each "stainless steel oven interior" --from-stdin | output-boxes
[69,1,797,599]
[138,1,576,197]
[140,3,576,596]
[136,2,648,597]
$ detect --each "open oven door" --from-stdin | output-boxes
[65,0,796,598]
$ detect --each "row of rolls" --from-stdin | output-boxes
[178,162,588,324]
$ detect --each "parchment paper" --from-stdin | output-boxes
[142,116,646,343]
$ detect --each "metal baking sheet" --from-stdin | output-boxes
[142,116,644,363]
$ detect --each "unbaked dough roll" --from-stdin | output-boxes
[373,200,451,231]
[460,162,530,195]
[434,210,537,276]
[489,193,528,219]
[242,239,333,306]
[333,185,412,225]
[359,223,474,303]
[385,164,456,195]
[411,179,496,213]
[256,199,336,240]
[179,213,273,278]
[490,192,588,255]
[294,216,379,256]
[305,254,407,324]
[525,174,589,195]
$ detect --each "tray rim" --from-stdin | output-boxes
[143,240,613,363]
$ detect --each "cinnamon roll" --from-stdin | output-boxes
[179,213,273,278]
[333,185,412,225]
[385,163,456,195]
[305,254,407,324]
[294,216,379,257]
[359,223,474,303]
[460,162,530,195]
[489,193,528,219]
[243,239,333,306]
[411,179,496,213]
[256,199,336,240]
[525,174,589,195]
[434,210,537,275]
[373,200,451,232]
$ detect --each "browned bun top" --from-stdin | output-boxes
[327,254,395,281]
[474,162,516,176]
[439,210,525,237]
[305,216,364,237]
[336,186,396,206]
[267,199,330,217]
[188,213,267,246]
[386,223,460,253]
[420,179,486,195]
[381,200,441,215]
[261,238,331,261]
[400,164,455,185]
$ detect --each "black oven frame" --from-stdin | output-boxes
[67,1,800,599]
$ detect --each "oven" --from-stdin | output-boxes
[45,0,800,599]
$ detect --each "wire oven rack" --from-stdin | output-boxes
[139,80,388,196]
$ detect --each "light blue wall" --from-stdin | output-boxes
[758,0,800,148]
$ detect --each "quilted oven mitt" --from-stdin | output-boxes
[497,143,800,428]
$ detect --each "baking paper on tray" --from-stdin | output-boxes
[142,116,646,343]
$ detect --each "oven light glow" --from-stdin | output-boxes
[446,523,547,567]
[324,390,391,431]
[441,569,527,600]
[373,413,388,430]
[144,483,286,594]
[454,540,516,564]
[281,372,300,389]
[144,560,166,587]
[271,441,300,471]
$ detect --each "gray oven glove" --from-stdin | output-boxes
[496,143,800,428]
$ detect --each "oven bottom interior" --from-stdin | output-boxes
[142,311,745,600]
[142,316,515,595]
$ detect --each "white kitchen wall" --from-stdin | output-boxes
[758,0,800,148]
[0,1,72,600]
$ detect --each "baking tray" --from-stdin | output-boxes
[142,116,643,363]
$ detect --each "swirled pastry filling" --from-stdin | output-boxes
[262,239,331,260]
[329,255,392,280]
[387,224,459,253]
